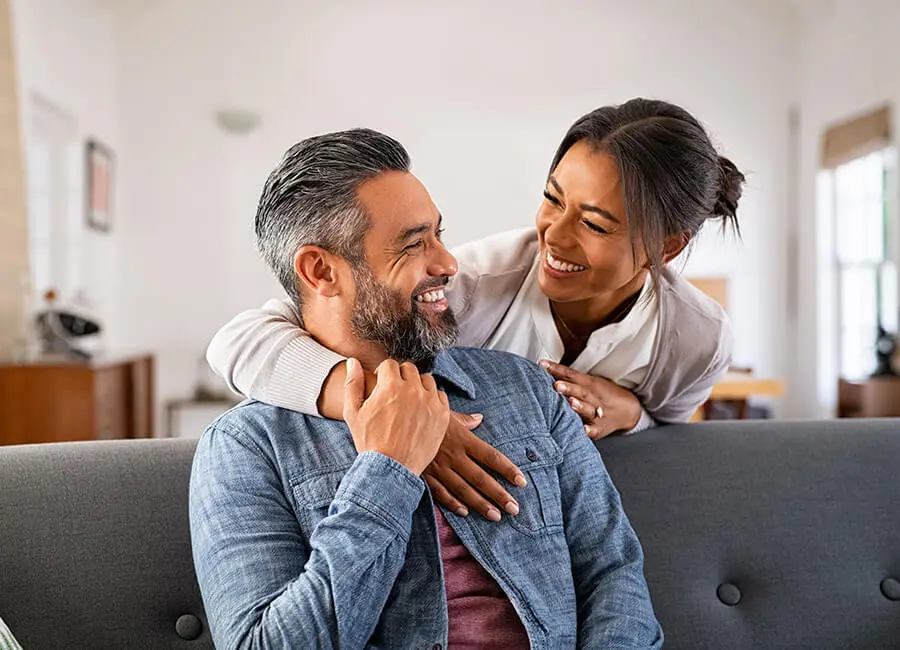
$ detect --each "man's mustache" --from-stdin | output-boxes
[411,276,451,299]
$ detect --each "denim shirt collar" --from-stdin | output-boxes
[428,350,476,400]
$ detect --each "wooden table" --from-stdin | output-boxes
[692,372,785,421]
[708,373,785,400]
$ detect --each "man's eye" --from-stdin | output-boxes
[404,241,425,252]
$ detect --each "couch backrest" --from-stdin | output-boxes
[0,421,898,649]
[0,438,211,649]
[597,419,900,649]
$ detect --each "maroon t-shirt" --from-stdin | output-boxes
[434,507,530,648]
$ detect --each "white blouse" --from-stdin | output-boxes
[485,258,659,390]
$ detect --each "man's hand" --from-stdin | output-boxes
[343,358,450,475]
[424,413,527,522]
[539,360,642,439]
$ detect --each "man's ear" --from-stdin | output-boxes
[661,232,690,265]
[293,246,346,298]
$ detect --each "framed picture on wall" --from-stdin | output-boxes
[85,139,113,232]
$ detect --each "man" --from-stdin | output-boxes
[189,129,662,649]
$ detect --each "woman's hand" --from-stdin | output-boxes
[323,364,527,521]
[423,412,528,522]
[539,360,642,439]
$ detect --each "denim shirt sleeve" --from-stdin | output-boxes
[546,387,664,648]
[189,425,425,649]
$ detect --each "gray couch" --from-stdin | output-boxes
[1,420,898,649]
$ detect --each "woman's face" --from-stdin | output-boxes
[536,140,648,305]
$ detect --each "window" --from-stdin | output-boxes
[830,149,897,380]
[25,97,77,307]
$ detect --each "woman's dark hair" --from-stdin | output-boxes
[549,98,745,280]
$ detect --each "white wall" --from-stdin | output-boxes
[793,0,900,417]
[12,0,121,339]
[109,0,799,428]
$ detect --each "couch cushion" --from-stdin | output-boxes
[597,419,900,650]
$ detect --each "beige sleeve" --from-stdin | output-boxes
[204,229,537,415]
[649,315,734,424]
[205,298,345,416]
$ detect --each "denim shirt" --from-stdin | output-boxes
[189,347,663,649]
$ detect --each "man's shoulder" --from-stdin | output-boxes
[209,399,304,429]
[202,401,355,475]
[442,347,554,394]
[204,400,325,451]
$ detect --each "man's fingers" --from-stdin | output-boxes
[342,358,365,422]
[423,471,469,517]
[399,361,419,382]
[375,358,401,383]
[420,373,438,393]
[466,435,527,488]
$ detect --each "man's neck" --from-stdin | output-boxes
[304,304,388,372]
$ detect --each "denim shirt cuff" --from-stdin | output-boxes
[335,451,426,538]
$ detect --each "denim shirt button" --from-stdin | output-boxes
[430,644,442,650]
[525,448,538,462]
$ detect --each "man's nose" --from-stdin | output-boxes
[427,241,458,278]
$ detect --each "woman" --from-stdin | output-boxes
[207,98,743,520]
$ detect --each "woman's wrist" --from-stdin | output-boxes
[317,361,376,420]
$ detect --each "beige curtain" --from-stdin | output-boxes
[821,105,892,169]
[0,0,29,358]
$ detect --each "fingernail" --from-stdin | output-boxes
[584,425,591,434]
[556,382,568,394]
[514,474,527,487]
[471,413,483,423]
[486,508,502,522]
[538,360,550,369]
[346,358,356,374]
[504,501,519,516]
[455,507,469,517]
[571,397,583,409]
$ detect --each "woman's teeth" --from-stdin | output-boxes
[415,288,446,303]
[547,252,587,273]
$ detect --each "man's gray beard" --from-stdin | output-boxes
[349,265,459,365]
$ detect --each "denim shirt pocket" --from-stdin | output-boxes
[291,465,353,518]
[492,435,563,536]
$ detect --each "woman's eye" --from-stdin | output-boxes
[582,220,609,235]
[543,191,562,207]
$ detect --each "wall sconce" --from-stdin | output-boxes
[214,109,261,135]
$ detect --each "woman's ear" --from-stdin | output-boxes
[293,246,345,298]
[661,232,690,265]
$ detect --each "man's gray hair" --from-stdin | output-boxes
[255,128,411,311]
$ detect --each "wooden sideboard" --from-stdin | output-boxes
[838,376,900,417]
[0,354,154,445]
